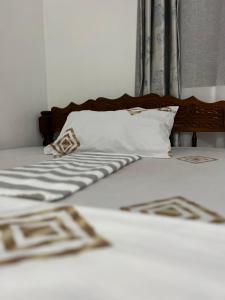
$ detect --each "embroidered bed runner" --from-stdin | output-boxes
[0,152,140,202]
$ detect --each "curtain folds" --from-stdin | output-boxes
[135,0,180,97]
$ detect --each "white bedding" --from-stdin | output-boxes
[0,147,225,299]
[0,198,225,300]
[0,146,224,217]
[64,147,225,215]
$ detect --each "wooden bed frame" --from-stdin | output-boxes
[39,93,225,147]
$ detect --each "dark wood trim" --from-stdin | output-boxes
[192,132,197,147]
[39,93,225,146]
[39,111,54,146]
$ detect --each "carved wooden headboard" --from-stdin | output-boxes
[39,93,225,147]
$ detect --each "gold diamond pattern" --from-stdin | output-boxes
[121,197,225,224]
[0,206,109,266]
[177,156,218,164]
[51,128,80,155]
[127,107,147,115]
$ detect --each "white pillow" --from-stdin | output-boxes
[44,107,178,158]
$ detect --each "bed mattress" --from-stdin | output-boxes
[0,146,224,222]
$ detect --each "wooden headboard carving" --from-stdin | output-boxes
[39,93,225,146]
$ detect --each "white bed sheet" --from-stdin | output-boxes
[0,146,224,216]
[0,147,49,169]
[0,198,225,300]
[64,147,225,214]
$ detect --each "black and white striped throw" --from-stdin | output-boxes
[0,152,140,202]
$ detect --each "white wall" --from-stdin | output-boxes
[0,1,224,149]
[0,0,47,149]
[44,0,137,108]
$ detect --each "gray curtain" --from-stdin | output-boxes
[135,0,180,97]
[180,0,225,88]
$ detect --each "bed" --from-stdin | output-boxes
[40,93,225,216]
[0,93,225,300]
[1,93,225,217]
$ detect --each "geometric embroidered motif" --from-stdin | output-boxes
[121,196,225,224]
[127,107,147,115]
[127,106,173,116]
[177,156,218,164]
[158,107,173,112]
[51,128,80,155]
[0,206,109,266]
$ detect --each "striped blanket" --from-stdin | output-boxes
[0,152,140,202]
